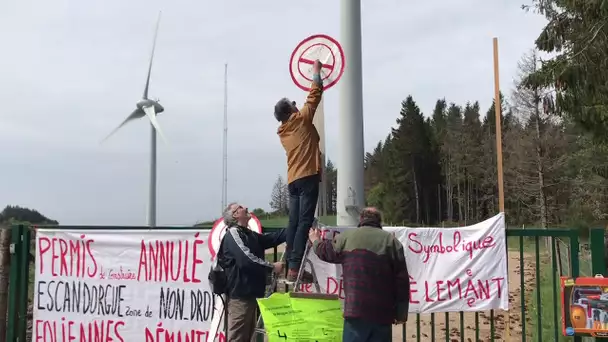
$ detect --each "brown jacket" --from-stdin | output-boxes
[277,82,324,184]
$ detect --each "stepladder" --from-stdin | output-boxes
[251,220,338,341]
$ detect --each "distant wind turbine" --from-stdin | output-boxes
[102,11,166,227]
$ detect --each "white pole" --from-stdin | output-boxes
[337,0,365,226]
[313,99,327,218]
[148,123,157,227]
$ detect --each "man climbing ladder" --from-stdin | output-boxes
[273,58,324,284]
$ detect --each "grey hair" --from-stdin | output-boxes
[274,98,296,122]
[222,202,238,227]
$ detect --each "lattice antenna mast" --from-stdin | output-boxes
[222,63,228,210]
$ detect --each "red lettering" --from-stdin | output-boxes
[34,319,124,342]
[51,238,59,276]
[35,320,43,342]
[191,233,204,283]
[38,237,51,274]
[408,230,497,263]
[68,321,76,342]
[69,239,81,277]
[446,279,461,300]
[463,279,479,299]
[298,283,313,293]
[182,240,190,283]
[37,235,97,278]
[114,321,125,342]
[409,275,505,306]
[326,277,345,299]
[85,239,98,278]
[137,234,204,283]
[424,281,435,302]
[144,323,225,342]
[409,276,419,304]
[492,277,505,297]
[436,280,446,301]
[59,239,68,276]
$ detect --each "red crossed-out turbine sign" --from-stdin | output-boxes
[289,34,345,92]
[207,213,262,260]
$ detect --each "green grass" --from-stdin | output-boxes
[265,252,284,262]
[527,252,568,342]
[258,215,337,227]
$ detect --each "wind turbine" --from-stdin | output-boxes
[102,12,166,228]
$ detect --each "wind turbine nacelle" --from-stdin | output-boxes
[137,99,164,114]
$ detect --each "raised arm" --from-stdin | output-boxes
[224,227,273,272]
[312,231,345,264]
[299,61,324,122]
[259,227,287,249]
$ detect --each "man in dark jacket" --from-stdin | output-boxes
[218,202,286,342]
[309,207,409,342]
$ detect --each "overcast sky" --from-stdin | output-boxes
[0,0,547,226]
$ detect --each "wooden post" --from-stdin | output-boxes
[493,37,510,341]
[493,38,505,213]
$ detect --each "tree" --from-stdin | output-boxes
[524,0,608,139]
[269,175,288,215]
[357,44,608,231]
[0,205,57,342]
[380,96,441,224]
[0,205,58,225]
[324,159,337,215]
[251,208,266,217]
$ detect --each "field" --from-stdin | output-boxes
[257,215,337,227]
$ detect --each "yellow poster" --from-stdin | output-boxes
[256,293,343,341]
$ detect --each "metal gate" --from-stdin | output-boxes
[5,224,608,341]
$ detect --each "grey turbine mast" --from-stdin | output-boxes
[102,11,166,227]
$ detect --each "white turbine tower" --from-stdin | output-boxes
[102,12,166,228]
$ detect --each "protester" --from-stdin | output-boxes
[274,59,324,283]
[309,207,410,342]
[216,202,286,342]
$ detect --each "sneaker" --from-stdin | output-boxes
[286,268,314,284]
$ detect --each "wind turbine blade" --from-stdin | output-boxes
[143,11,161,100]
[142,105,167,143]
[100,109,142,144]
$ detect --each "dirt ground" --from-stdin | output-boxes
[271,246,537,341]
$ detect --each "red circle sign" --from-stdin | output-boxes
[289,34,345,92]
[207,213,262,260]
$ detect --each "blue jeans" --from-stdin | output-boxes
[342,318,391,342]
[285,174,319,270]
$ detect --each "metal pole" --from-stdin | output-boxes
[222,63,228,211]
[149,122,157,227]
[337,0,365,226]
[314,99,327,218]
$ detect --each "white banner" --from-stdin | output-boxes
[297,213,509,313]
[32,229,225,342]
[32,214,508,341]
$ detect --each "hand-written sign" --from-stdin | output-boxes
[256,293,343,342]
[33,229,226,342]
[296,213,508,313]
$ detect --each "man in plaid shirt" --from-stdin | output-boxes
[309,207,410,342]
